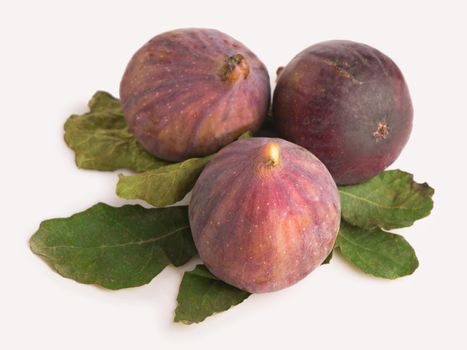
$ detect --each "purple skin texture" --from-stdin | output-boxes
[273,40,413,185]
[189,138,341,293]
[120,28,270,162]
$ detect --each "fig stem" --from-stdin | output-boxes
[275,66,284,82]
[220,54,249,82]
[262,142,281,167]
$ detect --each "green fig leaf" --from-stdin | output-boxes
[321,251,333,265]
[336,221,419,279]
[238,130,253,139]
[339,170,434,230]
[174,265,251,324]
[29,203,196,290]
[64,91,168,172]
[116,156,212,207]
[116,132,251,207]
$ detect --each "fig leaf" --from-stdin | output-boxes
[174,265,250,324]
[116,132,251,207]
[29,203,196,290]
[339,170,434,230]
[64,91,168,172]
[321,251,333,265]
[336,221,419,279]
[116,156,212,207]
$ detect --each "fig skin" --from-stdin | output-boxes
[189,137,340,293]
[120,28,270,162]
[273,40,413,185]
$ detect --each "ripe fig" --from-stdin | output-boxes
[120,28,270,161]
[273,40,413,185]
[189,138,340,293]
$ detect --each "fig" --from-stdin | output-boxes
[273,40,413,185]
[120,28,270,161]
[189,137,340,293]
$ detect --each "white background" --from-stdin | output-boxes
[1,0,466,349]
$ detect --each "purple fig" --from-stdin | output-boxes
[273,40,413,185]
[120,28,270,161]
[189,137,340,293]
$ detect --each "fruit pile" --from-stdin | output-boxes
[30,28,434,324]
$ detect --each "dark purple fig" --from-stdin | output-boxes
[189,137,340,293]
[120,28,270,161]
[273,40,413,185]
